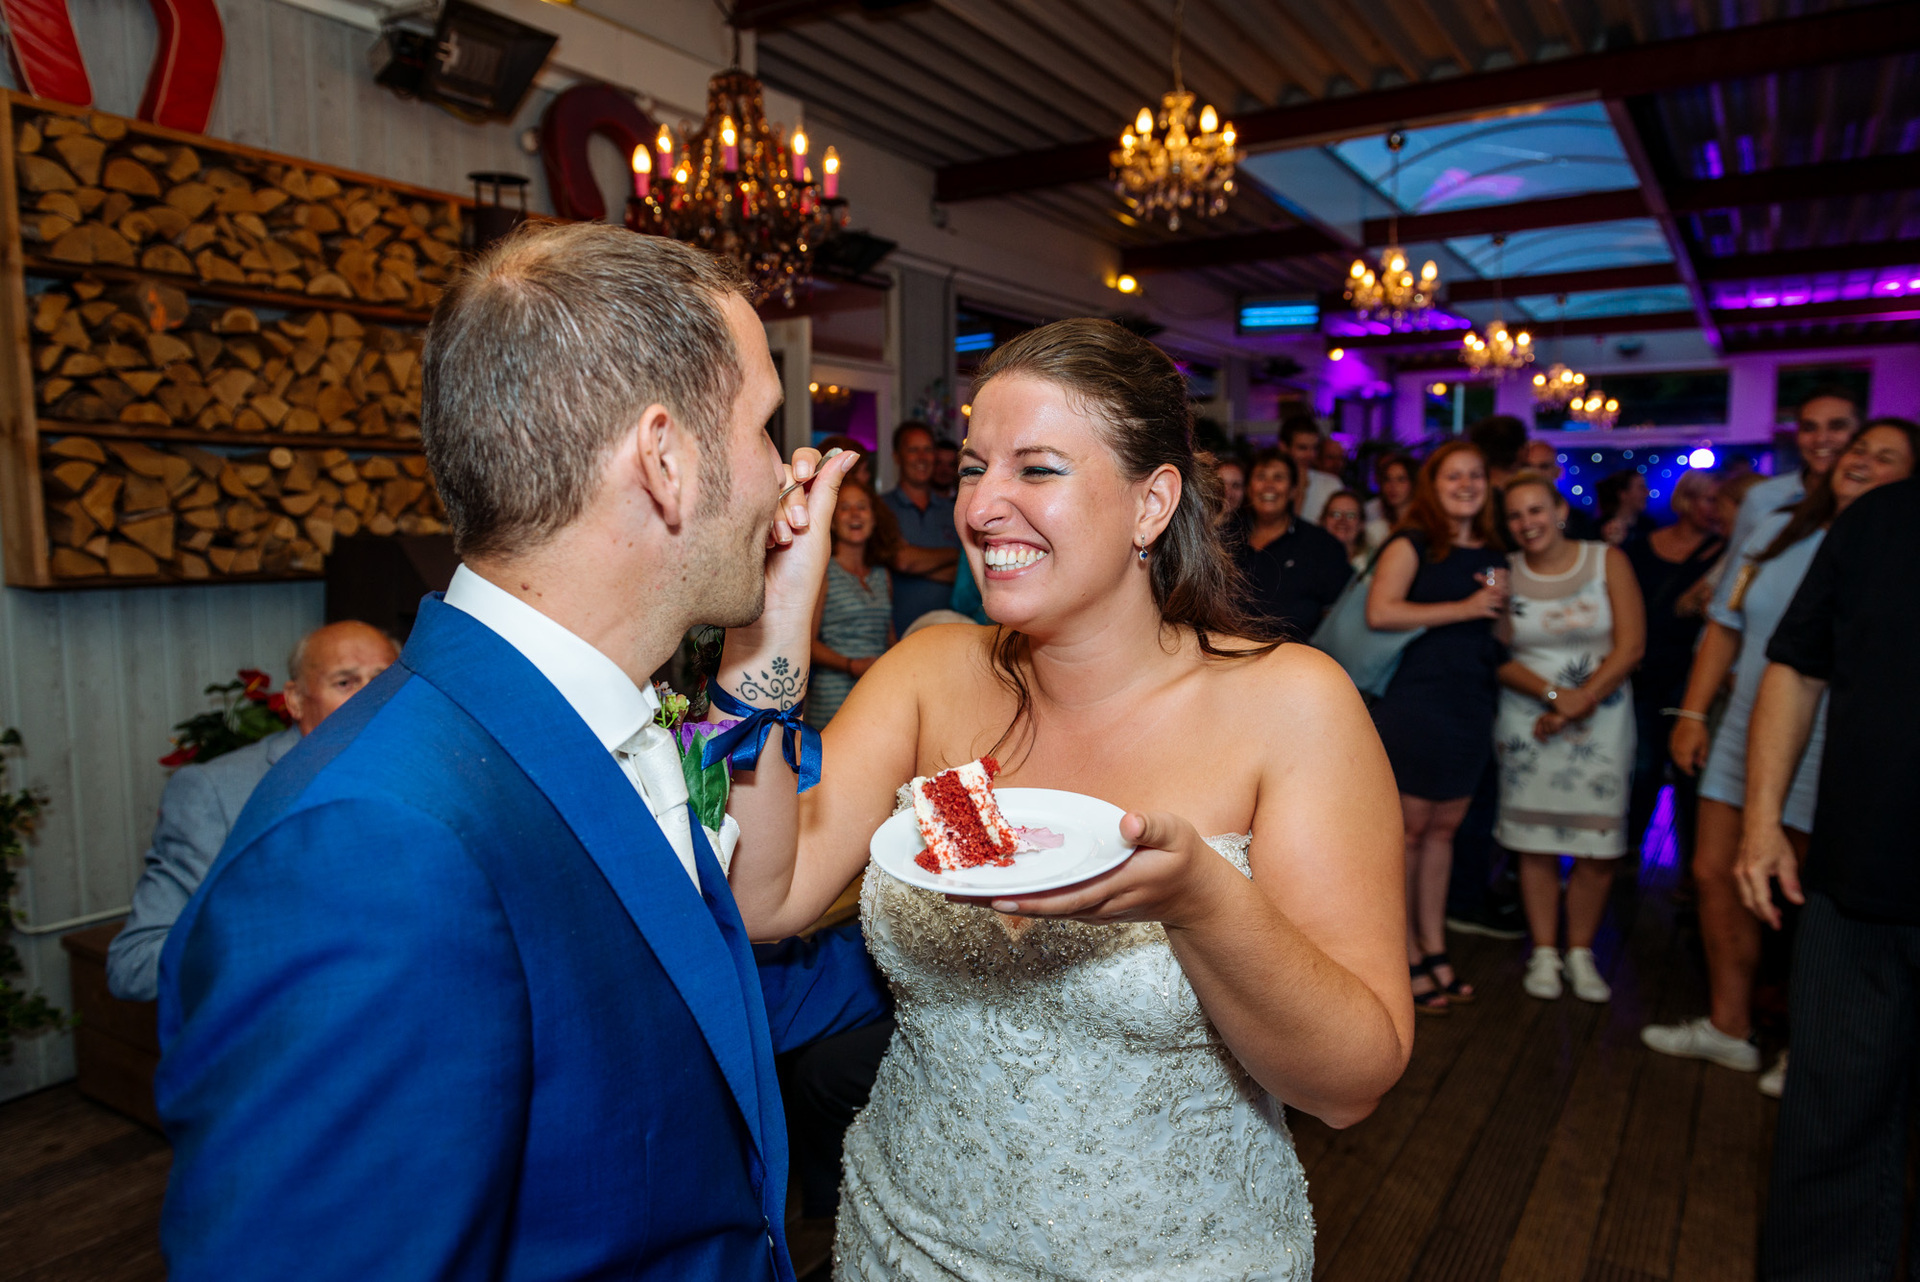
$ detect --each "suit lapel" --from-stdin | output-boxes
[402,597,767,1161]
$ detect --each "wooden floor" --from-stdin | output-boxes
[1294,857,1774,1282]
[1,859,1770,1282]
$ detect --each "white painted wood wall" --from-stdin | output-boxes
[0,0,561,1101]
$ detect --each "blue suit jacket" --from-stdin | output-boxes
[155,596,888,1281]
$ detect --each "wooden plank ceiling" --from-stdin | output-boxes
[747,0,1920,351]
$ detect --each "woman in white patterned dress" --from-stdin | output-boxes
[1493,473,1645,1004]
[722,319,1414,1280]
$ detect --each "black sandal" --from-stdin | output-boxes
[1422,951,1475,1004]
[1410,961,1450,1016]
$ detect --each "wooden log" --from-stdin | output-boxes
[108,441,172,477]
[103,157,162,197]
[120,513,175,560]
[46,436,107,463]
[51,548,106,577]
[108,542,161,577]
[179,481,220,510]
[18,153,77,192]
[80,474,122,529]
[49,498,98,547]
[211,306,259,334]
[122,474,170,513]
[139,243,193,275]
[47,459,97,493]
[52,135,106,185]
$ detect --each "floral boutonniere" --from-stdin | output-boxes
[653,683,738,834]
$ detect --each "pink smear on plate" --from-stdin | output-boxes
[1015,826,1065,852]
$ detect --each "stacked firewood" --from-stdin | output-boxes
[15,108,461,311]
[31,276,423,438]
[42,435,445,580]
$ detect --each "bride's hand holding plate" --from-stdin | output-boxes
[958,811,1238,929]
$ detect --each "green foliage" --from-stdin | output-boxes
[162,669,293,768]
[1,730,66,1064]
[680,743,732,836]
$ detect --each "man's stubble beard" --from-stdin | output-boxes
[683,449,769,630]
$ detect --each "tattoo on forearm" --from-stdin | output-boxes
[736,655,807,710]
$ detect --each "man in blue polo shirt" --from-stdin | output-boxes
[881,420,961,634]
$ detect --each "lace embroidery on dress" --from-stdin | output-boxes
[832,792,1313,1280]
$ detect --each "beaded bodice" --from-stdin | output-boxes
[832,815,1313,1280]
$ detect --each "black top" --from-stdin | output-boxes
[1369,530,1510,801]
[1623,529,1724,708]
[1766,478,1920,922]
[1230,515,1353,638]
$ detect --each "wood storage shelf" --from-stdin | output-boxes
[0,91,469,588]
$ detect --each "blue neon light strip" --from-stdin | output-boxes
[954,332,995,353]
[1239,303,1320,331]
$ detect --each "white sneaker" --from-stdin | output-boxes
[1758,1051,1788,1098]
[1640,1016,1761,1071]
[1523,947,1563,999]
[1564,948,1611,1002]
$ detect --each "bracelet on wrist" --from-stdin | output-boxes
[1662,707,1709,723]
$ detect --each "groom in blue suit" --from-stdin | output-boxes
[155,224,879,1280]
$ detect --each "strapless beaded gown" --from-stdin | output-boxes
[833,818,1314,1280]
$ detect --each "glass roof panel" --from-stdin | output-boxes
[1328,102,1640,214]
[1441,219,1675,277]
[1510,286,1699,319]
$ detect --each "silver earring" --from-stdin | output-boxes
[1137,542,1149,561]
[1557,520,1566,530]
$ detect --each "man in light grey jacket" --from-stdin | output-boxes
[107,621,398,1000]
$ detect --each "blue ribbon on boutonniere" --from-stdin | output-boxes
[700,681,822,792]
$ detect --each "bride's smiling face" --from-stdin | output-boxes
[957,374,1165,631]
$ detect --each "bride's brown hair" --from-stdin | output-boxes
[970,318,1279,759]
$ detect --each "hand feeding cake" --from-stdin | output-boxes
[910,757,1021,873]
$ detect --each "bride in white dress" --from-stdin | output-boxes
[724,318,1413,1279]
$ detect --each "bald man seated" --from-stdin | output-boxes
[107,621,398,1001]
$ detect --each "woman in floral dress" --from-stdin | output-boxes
[1493,472,1645,1003]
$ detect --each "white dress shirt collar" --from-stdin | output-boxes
[443,564,656,752]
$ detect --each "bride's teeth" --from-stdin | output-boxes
[985,545,1047,569]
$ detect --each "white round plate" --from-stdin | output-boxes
[870,787,1135,895]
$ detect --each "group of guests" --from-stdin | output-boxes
[1201,397,1915,1054]
[1200,394,1920,1273]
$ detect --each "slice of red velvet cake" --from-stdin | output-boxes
[911,757,1020,874]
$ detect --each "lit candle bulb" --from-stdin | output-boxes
[721,116,738,171]
[823,146,840,198]
[1199,104,1218,134]
[791,127,808,181]
[630,145,651,198]
[1135,106,1153,137]
[656,124,673,168]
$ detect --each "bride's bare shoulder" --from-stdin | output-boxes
[871,621,1000,685]
[1207,636,1365,721]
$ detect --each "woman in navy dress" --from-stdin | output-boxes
[1366,440,1510,1014]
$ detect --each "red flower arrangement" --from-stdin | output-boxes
[161,668,293,767]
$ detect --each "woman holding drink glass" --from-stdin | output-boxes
[1366,441,1511,1014]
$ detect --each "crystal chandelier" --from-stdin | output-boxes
[1110,0,1237,232]
[1460,233,1533,378]
[1346,131,1439,327]
[627,66,843,307]
[1530,296,1585,408]
[1531,364,1587,407]
[1462,322,1534,375]
[1569,391,1621,429]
